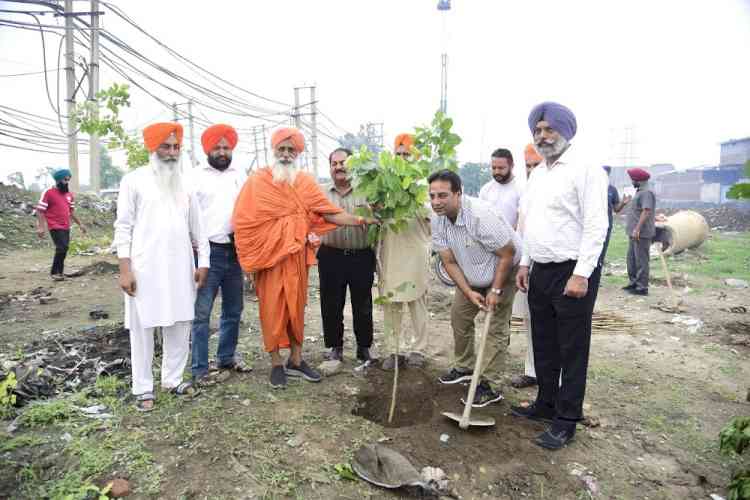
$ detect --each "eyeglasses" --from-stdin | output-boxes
[395,152,410,158]
[158,143,181,152]
[277,146,297,154]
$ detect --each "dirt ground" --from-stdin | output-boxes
[1,232,749,499]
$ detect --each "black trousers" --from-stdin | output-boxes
[49,229,70,276]
[318,245,375,349]
[528,260,602,423]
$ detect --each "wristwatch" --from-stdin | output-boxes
[490,288,503,296]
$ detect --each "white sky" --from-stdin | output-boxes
[1,0,749,187]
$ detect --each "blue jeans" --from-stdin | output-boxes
[191,243,244,378]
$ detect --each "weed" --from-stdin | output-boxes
[0,371,18,418]
[94,375,128,398]
[1,434,45,452]
[20,398,74,427]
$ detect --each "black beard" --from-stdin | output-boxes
[494,174,512,184]
[208,155,231,171]
[56,182,69,193]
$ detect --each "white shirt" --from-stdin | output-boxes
[520,147,609,278]
[187,164,246,244]
[113,165,209,329]
[478,176,523,229]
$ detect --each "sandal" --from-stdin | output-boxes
[135,392,155,412]
[166,381,200,397]
[218,359,253,373]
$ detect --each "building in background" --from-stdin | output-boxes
[720,137,750,166]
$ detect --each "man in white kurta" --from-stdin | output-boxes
[114,122,209,409]
[379,133,431,370]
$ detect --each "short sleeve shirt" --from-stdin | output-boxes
[626,188,656,238]
[36,188,74,230]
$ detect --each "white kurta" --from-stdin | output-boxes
[113,165,210,330]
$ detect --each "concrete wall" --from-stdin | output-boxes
[720,138,750,166]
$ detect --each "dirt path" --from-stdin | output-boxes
[1,247,748,499]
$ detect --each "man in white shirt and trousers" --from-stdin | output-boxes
[512,103,608,450]
[114,122,210,412]
[188,124,251,384]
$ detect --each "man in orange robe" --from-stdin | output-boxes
[233,127,372,388]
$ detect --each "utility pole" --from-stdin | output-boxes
[64,0,80,192]
[293,88,301,130]
[172,102,178,121]
[252,126,260,170]
[309,85,319,179]
[262,124,268,165]
[88,0,101,193]
[187,99,196,167]
[440,53,448,114]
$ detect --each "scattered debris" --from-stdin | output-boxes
[725,278,749,289]
[568,462,599,497]
[5,324,131,406]
[318,359,343,376]
[420,466,449,493]
[105,478,131,498]
[89,308,110,320]
[286,434,305,447]
[440,433,450,443]
[670,315,703,334]
[513,310,644,335]
[720,305,748,314]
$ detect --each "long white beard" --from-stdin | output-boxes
[150,153,185,204]
[536,136,569,160]
[271,159,299,185]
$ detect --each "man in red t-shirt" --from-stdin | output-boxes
[35,168,87,280]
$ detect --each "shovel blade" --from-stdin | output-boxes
[441,411,495,428]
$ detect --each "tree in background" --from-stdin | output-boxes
[100,147,124,189]
[459,162,490,196]
[727,160,750,200]
[337,130,382,154]
[6,171,25,188]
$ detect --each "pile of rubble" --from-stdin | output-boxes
[0,324,133,405]
[661,206,750,232]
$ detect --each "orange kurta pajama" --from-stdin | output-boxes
[233,168,343,352]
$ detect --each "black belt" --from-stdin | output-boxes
[209,241,234,249]
[533,259,576,268]
[320,245,371,256]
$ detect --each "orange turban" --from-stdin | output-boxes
[271,127,305,153]
[394,133,415,151]
[142,122,183,153]
[201,124,238,154]
[524,143,542,164]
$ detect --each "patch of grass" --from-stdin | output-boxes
[94,375,128,398]
[0,434,45,452]
[67,234,113,255]
[20,398,75,427]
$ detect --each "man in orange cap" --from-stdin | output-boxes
[114,122,209,411]
[524,144,543,178]
[379,133,431,370]
[187,124,250,385]
[233,127,375,388]
[623,168,655,296]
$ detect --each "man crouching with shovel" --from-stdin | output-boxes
[429,169,521,409]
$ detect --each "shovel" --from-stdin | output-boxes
[442,309,495,429]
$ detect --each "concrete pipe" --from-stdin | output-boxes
[654,210,710,256]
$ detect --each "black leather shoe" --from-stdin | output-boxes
[323,346,343,361]
[356,346,371,361]
[534,423,576,450]
[621,284,636,291]
[628,287,648,296]
[510,402,556,424]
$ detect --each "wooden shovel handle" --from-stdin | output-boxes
[459,310,493,429]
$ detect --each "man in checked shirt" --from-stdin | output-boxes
[317,147,376,363]
[429,169,521,408]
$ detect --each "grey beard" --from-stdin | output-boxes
[151,154,185,205]
[271,159,299,184]
[536,136,569,160]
